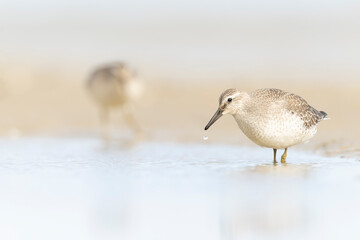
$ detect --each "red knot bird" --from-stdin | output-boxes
[204,88,328,163]
[87,62,144,140]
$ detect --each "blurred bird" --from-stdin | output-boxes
[205,88,328,163]
[87,62,144,140]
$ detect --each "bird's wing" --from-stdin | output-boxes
[282,92,325,128]
[252,88,325,128]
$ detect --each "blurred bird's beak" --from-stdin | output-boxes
[204,108,223,130]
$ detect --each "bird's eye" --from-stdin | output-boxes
[227,98,232,102]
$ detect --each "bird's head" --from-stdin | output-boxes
[204,88,248,130]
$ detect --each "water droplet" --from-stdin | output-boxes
[203,136,208,141]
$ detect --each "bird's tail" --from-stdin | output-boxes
[320,111,330,120]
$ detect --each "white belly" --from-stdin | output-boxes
[233,110,317,149]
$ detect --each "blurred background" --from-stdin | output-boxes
[1,1,360,240]
[0,0,359,147]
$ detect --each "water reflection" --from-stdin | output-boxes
[246,162,312,177]
[0,138,358,240]
[100,135,143,151]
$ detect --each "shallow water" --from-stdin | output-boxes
[0,138,359,240]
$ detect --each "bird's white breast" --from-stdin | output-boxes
[233,109,317,149]
[125,78,144,100]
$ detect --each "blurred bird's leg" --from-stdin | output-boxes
[281,148,288,163]
[99,106,110,142]
[273,148,277,164]
[122,104,143,138]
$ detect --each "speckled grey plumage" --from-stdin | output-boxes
[87,62,143,107]
[250,88,327,129]
[206,88,328,153]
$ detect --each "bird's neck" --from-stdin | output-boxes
[232,94,256,124]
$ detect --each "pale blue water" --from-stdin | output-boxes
[0,138,359,240]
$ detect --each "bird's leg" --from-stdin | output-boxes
[281,148,288,163]
[100,106,110,142]
[122,104,142,137]
[273,149,277,163]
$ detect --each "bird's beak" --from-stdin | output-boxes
[204,108,223,130]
